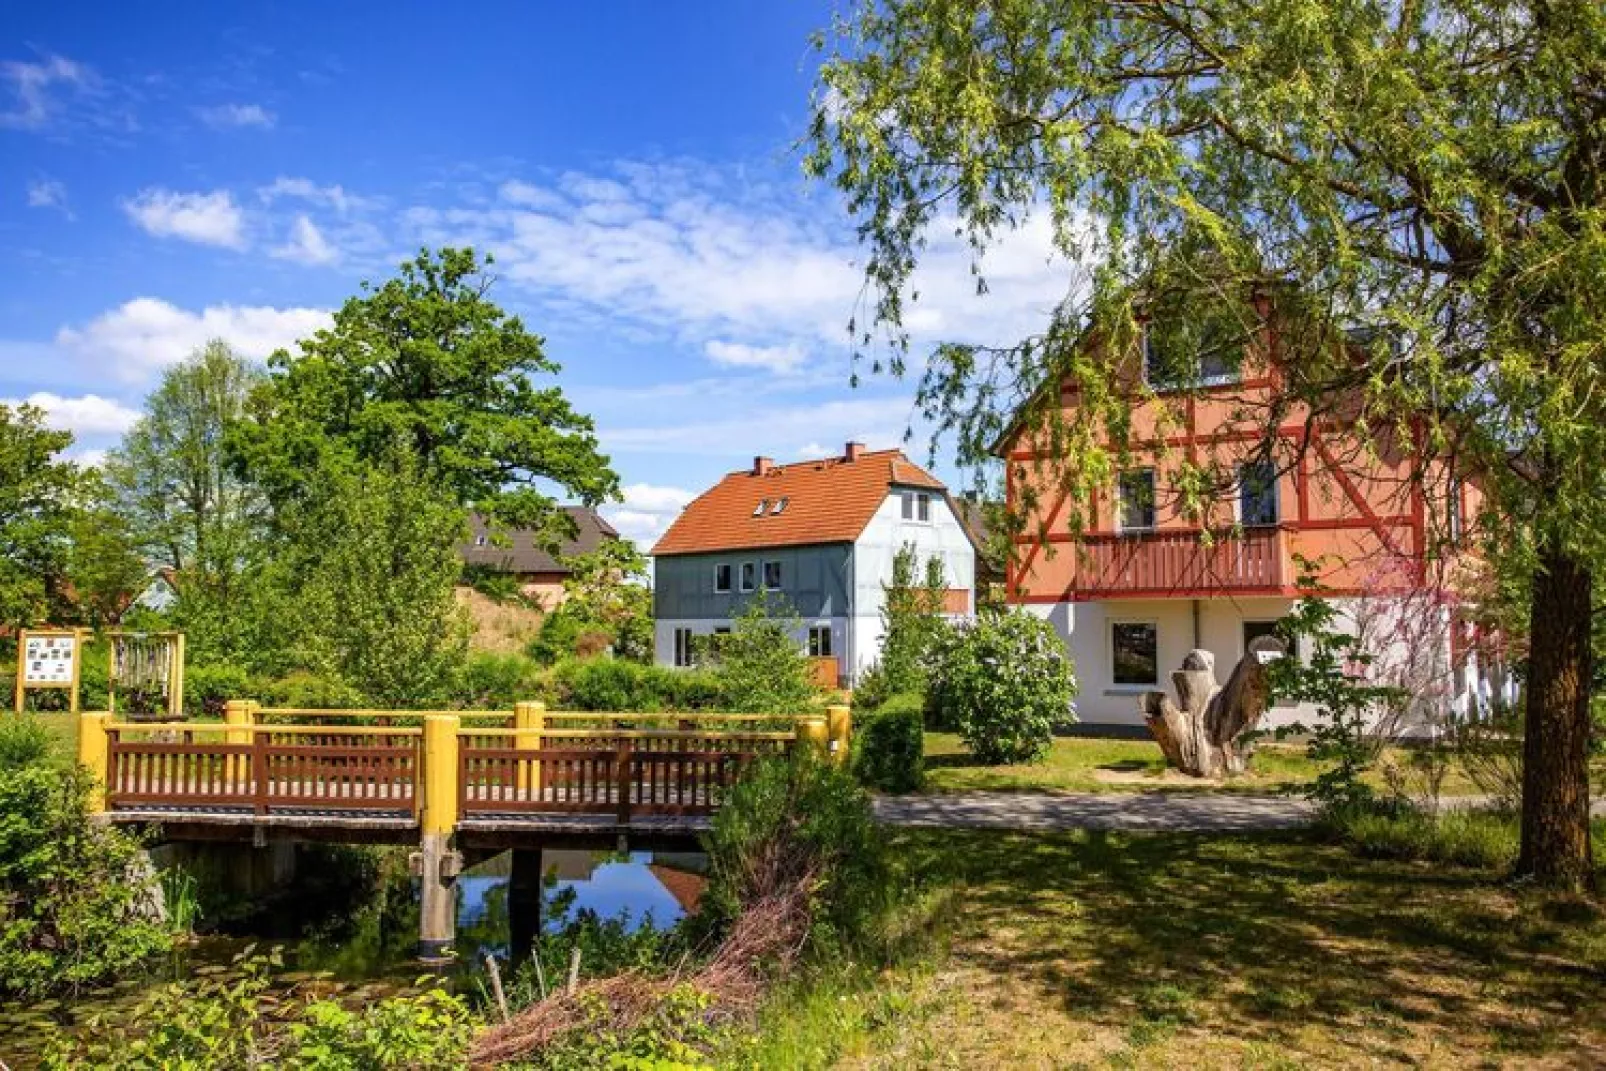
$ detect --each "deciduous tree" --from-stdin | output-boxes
[0,404,84,629]
[810,0,1606,888]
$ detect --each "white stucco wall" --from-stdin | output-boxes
[848,488,977,681]
[1027,595,1459,734]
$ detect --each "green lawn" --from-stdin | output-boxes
[741,827,1606,1068]
[922,731,1541,797]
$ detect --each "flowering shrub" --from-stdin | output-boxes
[930,611,1077,765]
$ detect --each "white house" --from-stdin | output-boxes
[650,443,979,684]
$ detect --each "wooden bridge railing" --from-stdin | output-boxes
[78,701,850,825]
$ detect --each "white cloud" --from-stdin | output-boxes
[197,102,276,129]
[0,54,86,129]
[601,483,697,548]
[259,176,359,213]
[604,395,913,457]
[26,178,70,217]
[122,188,246,248]
[67,447,108,469]
[1,392,140,436]
[271,215,338,265]
[56,298,330,381]
[703,340,805,374]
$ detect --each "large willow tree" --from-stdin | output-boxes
[810,0,1605,887]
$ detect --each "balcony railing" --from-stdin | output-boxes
[1073,526,1286,597]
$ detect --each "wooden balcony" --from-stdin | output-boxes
[1072,526,1286,598]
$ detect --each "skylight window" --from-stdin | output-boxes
[771,497,789,515]
[753,499,768,516]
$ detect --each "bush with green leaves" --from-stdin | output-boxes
[1323,802,1529,872]
[873,545,954,702]
[699,754,889,958]
[929,611,1077,765]
[44,950,477,1069]
[0,725,171,997]
[456,651,548,708]
[713,593,817,714]
[853,692,924,793]
[183,663,260,718]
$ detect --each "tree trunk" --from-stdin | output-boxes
[1515,538,1595,890]
[1140,637,1282,778]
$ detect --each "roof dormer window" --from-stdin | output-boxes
[771,497,789,515]
[753,499,768,516]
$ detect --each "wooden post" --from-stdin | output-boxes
[169,632,187,718]
[799,715,828,758]
[615,737,634,826]
[79,711,111,813]
[418,713,461,961]
[514,699,545,800]
[826,704,852,765]
[224,699,253,745]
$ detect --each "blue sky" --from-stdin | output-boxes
[1,2,1069,548]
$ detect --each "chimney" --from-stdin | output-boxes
[844,441,866,462]
[753,456,773,476]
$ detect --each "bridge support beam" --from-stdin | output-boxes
[508,848,543,968]
[417,713,461,962]
[826,704,852,764]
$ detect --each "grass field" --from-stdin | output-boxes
[742,827,1606,1069]
[921,731,1561,797]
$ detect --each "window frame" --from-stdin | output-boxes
[1141,321,1245,392]
[672,627,695,668]
[1241,620,1279,658]
[1109,620,1160,687]
[807,625,833,658]
[917,493,931,522]
[1237,460,1279,528]
[762,559,783,591]
[1117,468,1157,533]
[739,561,757,593]
[713,563,732,594]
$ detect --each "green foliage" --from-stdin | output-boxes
[268,452,469,707]
[460,563,524,605]
[524,983,717,1070]
[0,402,85,629]
[1449,705,1525,813]
[44,950,477,1070]
[0,756,169,997]
[929,611,1077,766]
[457,651,548,708]
[700,755,890,958]
[182,662,259,718]
[872,544,952,703]
[65,499,149,629]
[713,592,817,714]
[231,247,618,538]
[0,716,55,771]
[1269,585,1404,812]
[556,538,655,663]
[1324,804,1522,872]
[553,658,726,713]
[258,669,366,710]
[853,692,925,794]
[105,342,265,661]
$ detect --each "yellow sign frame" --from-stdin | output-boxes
[13,628,86,714]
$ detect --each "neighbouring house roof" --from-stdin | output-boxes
[458,507,619,575]
[952,497,1006,582]
[652,445,948,557]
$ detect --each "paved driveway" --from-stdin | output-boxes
[874,792,1316,832]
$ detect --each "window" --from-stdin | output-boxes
[1448,476,1465,544]
[1238,460,1278,527]
[1118,469,1156,531]
[808,625,833,658]
[752,499,768,517]
[1143,313,1244,390]
[771,497,789,515]
[739,562,756,592]
[672,627,695,668]
[1242,620,1279,656]
[901,491,931,522]
[714,563,732,593]
[474,534,488,547]
[1111,622,1159,686]
[763,560,783,590]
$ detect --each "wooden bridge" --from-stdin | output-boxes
[76,700,851,958]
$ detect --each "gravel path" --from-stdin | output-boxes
[873,792,1606,833]
[874,791,1316,832]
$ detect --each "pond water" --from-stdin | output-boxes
[0,848,707,1069]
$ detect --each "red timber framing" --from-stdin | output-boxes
[1003,415,1431,603]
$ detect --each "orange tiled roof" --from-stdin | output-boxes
[652,448,946,556]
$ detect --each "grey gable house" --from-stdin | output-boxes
[650,443,980,686]
[457,507,618,610]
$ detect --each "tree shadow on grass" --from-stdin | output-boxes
[894,828,1606,1063]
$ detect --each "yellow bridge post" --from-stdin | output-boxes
[418,713,461,961]
[514,699,544,800]
[79,711,110,813]
[826,704,852,765]
[799,715,828,758]
[224,698,253,745]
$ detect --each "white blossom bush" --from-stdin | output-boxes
[930,611,1077,765]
